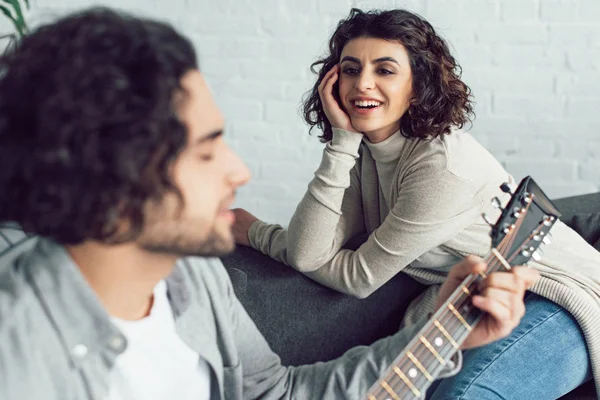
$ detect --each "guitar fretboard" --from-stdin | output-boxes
[365,260,490,400]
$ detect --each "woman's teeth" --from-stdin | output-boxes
[354,100,381,108]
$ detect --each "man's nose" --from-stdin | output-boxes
[227,147,251,189]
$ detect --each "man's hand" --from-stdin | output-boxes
[231,208,259,247]
[435,256,540,350]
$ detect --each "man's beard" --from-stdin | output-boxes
[138,219,235,258]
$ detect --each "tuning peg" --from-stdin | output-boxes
[543,215,556,227]
[491,197,504,210]
[500,182,514,194]
[522,192,533,204]
[542,233,552,245]
[482,213,495,226]
[531,250,543,262]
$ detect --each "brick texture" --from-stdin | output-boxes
[16,0,600,224]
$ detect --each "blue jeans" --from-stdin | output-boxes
[427,293,592,399]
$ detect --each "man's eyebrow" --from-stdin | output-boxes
[195,130,223,144]
[340,56,400,65]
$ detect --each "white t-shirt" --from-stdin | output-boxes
[108,280,211,400]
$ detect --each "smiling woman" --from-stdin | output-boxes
[231,7,600,399]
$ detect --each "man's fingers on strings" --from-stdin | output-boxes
[478,271,526,294]
[450,255,486,281]
[512,266,541,289]
[478,287,513,311]
[472,295,513,325]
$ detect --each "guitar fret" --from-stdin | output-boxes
[419,335,446,365]
[434,320,459,349]
[380,380,402,400]
[406,351,433,381]
[447,303,472,331]
[461,285,471,295]
[491,247,512,270]
[393,365,420,397]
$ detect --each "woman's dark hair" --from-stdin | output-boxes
[302,8,474,142]
[0,8,198,244]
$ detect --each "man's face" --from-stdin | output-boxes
[137,70,250,257]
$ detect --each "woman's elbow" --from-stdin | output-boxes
[349,286,376,299]
[288,254,323,272]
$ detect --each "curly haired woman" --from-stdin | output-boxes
[233,8,600,398]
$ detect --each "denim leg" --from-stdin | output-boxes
[427,293,592,400]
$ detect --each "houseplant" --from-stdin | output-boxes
[1,0,29,52]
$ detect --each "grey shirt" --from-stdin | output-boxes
[0,237,459,400]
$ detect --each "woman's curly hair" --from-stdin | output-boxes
[0,8,198,244]
[302,8,474,142]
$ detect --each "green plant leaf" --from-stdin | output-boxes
[0,5,25,39]
[2,0,27,37]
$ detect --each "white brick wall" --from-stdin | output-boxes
[19,0,600,224]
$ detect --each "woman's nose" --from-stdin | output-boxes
[355,71,375,91]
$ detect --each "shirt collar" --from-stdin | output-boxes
[24,238,192,367]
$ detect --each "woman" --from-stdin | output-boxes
[233,8,600,398]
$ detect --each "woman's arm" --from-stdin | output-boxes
[248,128,366,267]
[304,168,482,298]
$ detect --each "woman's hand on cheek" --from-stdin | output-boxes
[231,208,259,246]
[318,64,358,133]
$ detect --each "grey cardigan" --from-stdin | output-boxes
[0,238,459,400]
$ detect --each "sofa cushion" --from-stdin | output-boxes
[565,213,600,251]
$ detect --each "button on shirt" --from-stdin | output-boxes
[108,280,211,400]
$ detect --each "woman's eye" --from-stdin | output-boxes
[342,67,359,75]
[378,68,393,75]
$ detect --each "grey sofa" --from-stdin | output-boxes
[221,191,600,399]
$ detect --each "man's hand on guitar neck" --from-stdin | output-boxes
[435,256,541,351]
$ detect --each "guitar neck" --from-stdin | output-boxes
[364,251,502,400]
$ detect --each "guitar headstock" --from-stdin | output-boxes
[488,176,561,266]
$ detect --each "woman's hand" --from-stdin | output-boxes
[231,208,259,247]
[435,256,540,350]
[318,64,358,133]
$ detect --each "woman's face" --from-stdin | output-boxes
[338,37,413,143]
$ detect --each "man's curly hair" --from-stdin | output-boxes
[0,8,198,244]
[302,8,474,142]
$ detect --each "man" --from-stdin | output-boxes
[0,8,538,400]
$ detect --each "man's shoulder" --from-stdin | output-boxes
[174,256,233,296]
[0,248,64,398]
[0,250,35,332]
